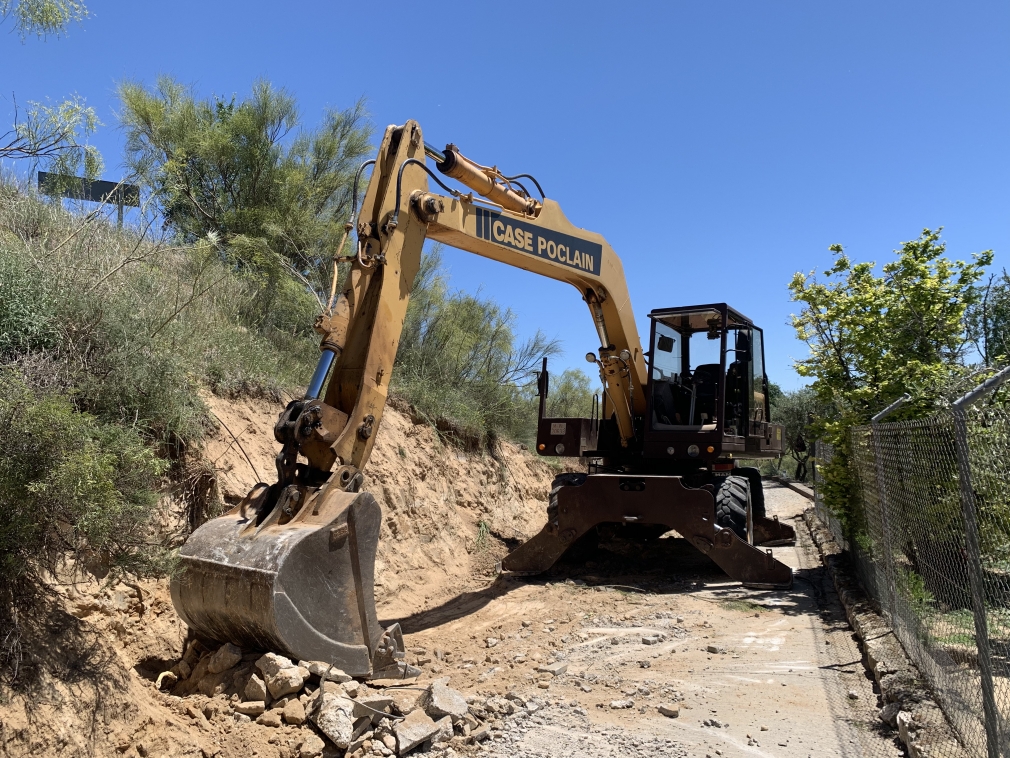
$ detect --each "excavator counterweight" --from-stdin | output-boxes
[171,121,795,669]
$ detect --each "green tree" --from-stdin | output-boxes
[1,95,102,180]
[0,371,166,680]
[766,380,784,410]
[118,77,372,306]
[967,270,1010,366]
[1,0,86,39]
[789,228,992,533]
[2,1,101,180]
[544,368,597,418]
[772,386,822,482]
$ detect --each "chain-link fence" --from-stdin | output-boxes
[813,396,1010,758]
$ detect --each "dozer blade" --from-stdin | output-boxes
[753,514,796,546]
[502,474,792,589]
[171,483,407,679]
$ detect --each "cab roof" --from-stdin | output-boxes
[648,303,753,331]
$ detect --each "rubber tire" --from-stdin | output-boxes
[547,472,587,520]
[733,466,765,519]
[715,475,749,539]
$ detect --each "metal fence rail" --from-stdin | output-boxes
[812,376,1010,758]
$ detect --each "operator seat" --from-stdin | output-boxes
[653,378,690,426]
[692,364,720,424]
[725,361,746,435]
[653,380,678,425]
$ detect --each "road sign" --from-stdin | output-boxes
[38,171,140,226]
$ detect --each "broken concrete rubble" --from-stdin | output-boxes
[300,660,352,682]
[424,681,469,721]
[352,694,394,722]
[207,642,243,674]
[243,672,267,702]
[159,632,514,758]
[233,701,266,717]
[311,692,356,748]
[395,708,439,755]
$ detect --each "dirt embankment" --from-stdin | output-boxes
[0,394,557,758]
[200,393,555,618]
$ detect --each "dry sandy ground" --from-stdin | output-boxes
[394,482,908,758]
[0,394,909,758]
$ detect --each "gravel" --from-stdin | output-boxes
[473,703,688,758]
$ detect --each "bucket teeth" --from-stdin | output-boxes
[171,485,400,678]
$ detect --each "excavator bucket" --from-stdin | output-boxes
[171,482,408,679]
[502,474,794,589]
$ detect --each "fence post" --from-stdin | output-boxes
[870,395,910,621]
[951,366,1010,758]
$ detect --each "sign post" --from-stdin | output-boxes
[38,172,141,228]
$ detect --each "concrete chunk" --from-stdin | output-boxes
[243,673,267,702]
[879,702,901,727]
[266,666,307,699]
[433,715,453,743]
[256,709,283,727]
[395,708,439,755]
[535,661,568,677]
[312,693,356,749]
[299,660,352,682]
[425,682,469,720]
[233,700,265,716]
[298,732,326,758]
[256,652,294,678]
[207,642,243,674]
[353,694,394,722]
[283,698,306,725]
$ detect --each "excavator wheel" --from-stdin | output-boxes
[171,482,410,679]
[733,466,766,518]
[715,475,749,539]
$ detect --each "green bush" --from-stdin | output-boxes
[0,186,320,439]
[0,371,167,676]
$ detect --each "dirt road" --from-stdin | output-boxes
[390,482,907,758]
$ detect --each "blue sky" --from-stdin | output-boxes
[3,1,1007,389]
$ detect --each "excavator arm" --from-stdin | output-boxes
[171,120,649,677]
[171,120,794,678]
[300,120,646,493]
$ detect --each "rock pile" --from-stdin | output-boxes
[163,641,506,757]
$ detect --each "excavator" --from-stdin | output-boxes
[170,120,796,679]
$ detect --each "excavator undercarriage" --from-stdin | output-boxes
[171,120,795,673]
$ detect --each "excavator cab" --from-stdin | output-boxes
[534,303,783,463]
[642,303,783,460]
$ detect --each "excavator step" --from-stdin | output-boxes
[171,484,407,679]
[501,474,793,589]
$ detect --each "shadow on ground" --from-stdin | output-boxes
[0,600,131,751]
[387,532,824,633]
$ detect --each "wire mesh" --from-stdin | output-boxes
[815,408,1010,757]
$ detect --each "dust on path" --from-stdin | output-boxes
[397,482,907,758]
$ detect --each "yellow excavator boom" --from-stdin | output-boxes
[171,120,794,677]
